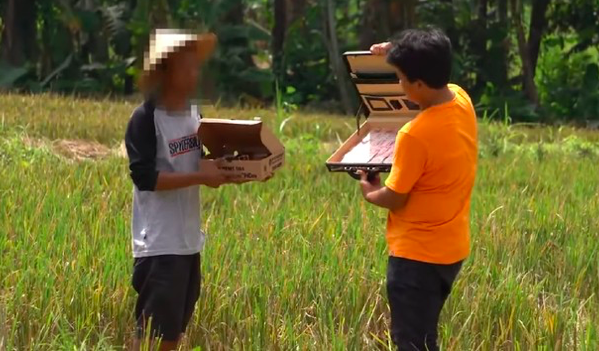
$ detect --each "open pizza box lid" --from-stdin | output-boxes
[326,51,420,177]
[198,119,285,181]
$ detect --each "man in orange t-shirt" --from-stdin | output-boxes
[361,28,477,351]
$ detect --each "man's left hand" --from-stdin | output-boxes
[359,171,381,199]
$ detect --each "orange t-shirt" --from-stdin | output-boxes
[384,84,478,264]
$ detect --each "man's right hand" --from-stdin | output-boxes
[199,173,248,188]
[199,173,228,188]
[370,42,392,56]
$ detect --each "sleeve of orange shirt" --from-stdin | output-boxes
[385,132,427,194]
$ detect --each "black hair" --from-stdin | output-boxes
[386,28,452,89]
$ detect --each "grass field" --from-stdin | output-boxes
[1,93,599,350]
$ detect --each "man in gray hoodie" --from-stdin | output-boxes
[125,29,242,351]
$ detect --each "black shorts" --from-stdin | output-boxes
[386,256,463,351]
[132,253,201,341]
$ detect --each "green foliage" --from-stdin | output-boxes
[0,62,28,89]
[537,36,599,122]
[211,30,274,101]
[280,6,337,106]
[478,83,539,122]
[0,0,136,94]
[171,0,275,101]
[549,0,599,52]
[276,1,362,107]
[1,0,599,120]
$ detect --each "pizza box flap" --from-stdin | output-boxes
[343,51,420,119]
[198,118,284,158]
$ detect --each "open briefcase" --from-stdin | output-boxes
[325,51,421,180]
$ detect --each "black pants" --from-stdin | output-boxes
[132,254,201,341]
[387,256,463,351]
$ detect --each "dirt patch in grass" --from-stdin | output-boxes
[22,136,124,161]
[52,139,112,160]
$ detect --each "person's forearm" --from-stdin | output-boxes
[364,187,408,211]
[365,188,391,209]
[155,172,202,191]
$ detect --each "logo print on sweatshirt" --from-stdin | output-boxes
[169,134,200,157]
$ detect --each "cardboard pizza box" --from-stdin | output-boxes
[198,119,285,181]
[326,51,420,179]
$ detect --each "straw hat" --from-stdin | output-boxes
[143,29,217,72]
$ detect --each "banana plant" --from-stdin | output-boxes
[35,0,135,92]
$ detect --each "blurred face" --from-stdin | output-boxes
[163,46,200,95]
[395,68,424,105]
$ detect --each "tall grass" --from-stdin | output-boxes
[1,94,598,350]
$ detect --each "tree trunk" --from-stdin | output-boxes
[473,0,488,90]
[1,0,37,66]
[288,0,307,25]
[528,0,550,72]
[510,0,539,106]
[359,0,383,49]
[498,0,508,25]
[441,0,457,49]
[497,0,509,86]
[150,0,172,28]
[359,0,375,49]
[223,0,254,67]
[324,0,354,114]
[478,0,488,22]
[272,0,287,80]
[388,0,416,35]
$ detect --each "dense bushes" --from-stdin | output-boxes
[0,0,598,122]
